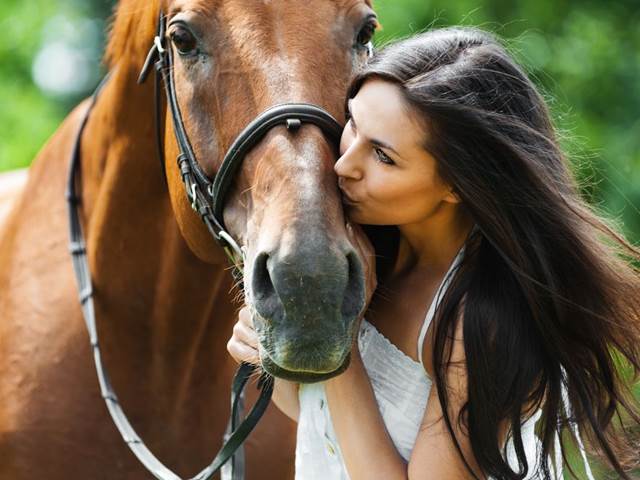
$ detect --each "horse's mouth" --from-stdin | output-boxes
[259,346,351,384]
[252,309,354,383]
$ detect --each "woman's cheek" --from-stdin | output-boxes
[366,170,395,203]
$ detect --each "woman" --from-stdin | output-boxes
[228,27,640,479]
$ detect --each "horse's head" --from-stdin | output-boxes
[149,0,378,382]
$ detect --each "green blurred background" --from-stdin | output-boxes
[0,0,638,477]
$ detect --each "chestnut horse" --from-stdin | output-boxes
[0,1,377,478]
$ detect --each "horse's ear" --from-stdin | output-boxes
[138,45,158,84]
[138,12,166,84]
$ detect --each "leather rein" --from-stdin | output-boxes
[65,10,355,480]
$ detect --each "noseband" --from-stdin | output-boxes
[66,9,363,480]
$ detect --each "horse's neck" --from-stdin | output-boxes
[80,67,236,396]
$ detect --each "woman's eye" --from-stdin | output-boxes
[356,18,377,48]
[170,26,198,56]
[374,148,394,165]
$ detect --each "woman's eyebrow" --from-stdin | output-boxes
[347,99,401,156]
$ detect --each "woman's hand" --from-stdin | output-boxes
[227,304,301,421]
[226,305,260,365]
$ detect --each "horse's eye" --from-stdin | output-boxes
[356,18,377,47]
[170,25,198,56]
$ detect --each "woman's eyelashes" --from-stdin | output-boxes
[374,148,395,165]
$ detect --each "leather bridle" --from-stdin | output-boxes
[66,10,370,480]
[137,12,345,278]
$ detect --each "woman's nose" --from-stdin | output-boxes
[334,146,363,181]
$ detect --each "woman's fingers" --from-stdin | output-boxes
[238,305,255,331]
[227,336,260,365]
[227,305,261,365]
[234,313,257,343]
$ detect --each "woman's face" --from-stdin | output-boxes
[334,78,456,226]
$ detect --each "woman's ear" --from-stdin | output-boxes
[443,185,462,204]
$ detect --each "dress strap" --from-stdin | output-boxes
[560,366,596,480]
[416,224,480,366]
[416,242,467,366]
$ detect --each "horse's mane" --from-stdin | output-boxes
[104,0,162,70]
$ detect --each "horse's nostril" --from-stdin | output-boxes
[252,252,275,302]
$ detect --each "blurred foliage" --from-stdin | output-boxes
[0,0,112,172]
[0,0,638,477]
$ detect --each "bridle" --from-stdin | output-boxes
[137,12,345,277]
[66,9,369,480]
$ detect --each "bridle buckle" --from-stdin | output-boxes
[154,35,166,55]
[189,183,198,211]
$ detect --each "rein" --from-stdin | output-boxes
[66,9,363,480]
[66,75,273,480]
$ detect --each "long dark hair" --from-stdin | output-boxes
[351,27,640,479]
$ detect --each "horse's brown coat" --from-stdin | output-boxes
[0,169,27,229]
[0,0,376,478]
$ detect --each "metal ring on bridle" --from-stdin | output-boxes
[154,35,166,54]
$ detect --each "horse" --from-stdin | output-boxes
[0,0,378,478]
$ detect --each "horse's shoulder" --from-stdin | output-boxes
[0,100,93,332]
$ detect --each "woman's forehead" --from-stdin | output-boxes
[350,79,427,155]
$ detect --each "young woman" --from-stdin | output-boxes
[228,27,640,479]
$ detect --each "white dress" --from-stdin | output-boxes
[295,238,595,480]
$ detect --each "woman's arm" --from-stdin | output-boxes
[326,316,488,480]
[407,318,484,479]
[272,378,300,422]
[325,346,408,479]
